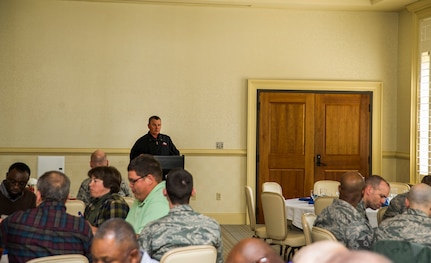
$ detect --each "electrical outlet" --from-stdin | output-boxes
[216,142,223,149]
[216,192,221,200]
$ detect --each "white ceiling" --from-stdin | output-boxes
[90,0,418,11]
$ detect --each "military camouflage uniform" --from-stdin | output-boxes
[76,177,131,206]
[382,192,408,221]
[375,208,431,247]
[356,199,367,219]
[139,204,223,263]
[314,198,374,250]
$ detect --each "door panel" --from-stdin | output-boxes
[258,92,315,222]
[257,91,370,223]
[314,94,370,182]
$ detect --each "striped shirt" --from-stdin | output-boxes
[0,200,93,263]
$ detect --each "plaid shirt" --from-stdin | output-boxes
[0,200,93,263]
[84,192,129,227]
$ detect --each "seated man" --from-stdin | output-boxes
[76,150,131,206]
[356,175,390,218]
[126,154,169,233]
[139,168,223,263]
[226,237,284,263]
[92,218,157,263]
[314,171,374,250]
[0,162,36,216]
[383,175,431,220]
[0,171,93,262]
[374,183,431,247]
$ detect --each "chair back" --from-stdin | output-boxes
[262,182,283,195]
[26,254,89,263]
[389,182,410,195]
[313,180,340,197]
[314,196,336,216]
[122,196,136,208]
[311,227,337,242]
[244,186,258,231]
[377,206,388,225]
[65,200,85,217]
[301,213,316,245]
[160,245,217,263]
[261,191,287,241]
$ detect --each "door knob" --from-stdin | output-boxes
[316,154,327,166]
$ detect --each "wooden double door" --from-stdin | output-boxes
[257,91,371,222]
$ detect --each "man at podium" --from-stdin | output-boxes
[130,115,180,161]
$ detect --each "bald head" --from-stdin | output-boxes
[339,171,365,206]
[226,238,283,263]
[407,183,431,216]
[293,241,348,263]
[90,150,109,168]
[92,218,141,263]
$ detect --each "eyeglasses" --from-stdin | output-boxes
[6,178,27,188]
[128,176,146,186]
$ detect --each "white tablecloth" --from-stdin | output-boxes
[285,198,378,229]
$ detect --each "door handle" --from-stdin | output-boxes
[316,154,327,166]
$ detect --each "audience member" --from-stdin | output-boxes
[374,183,431,247]
[314,171,374,250]
[0,162,36,216]
[226,237,284,263]
[0,171,93,262]
[383,175,431,220]
[84,166,129,234]
[293,240,392,263]
[139,167,223,262]
[328,250,392,263]
[92,218,158,263]
[130,115,179,161]
[77,149,131,206]
[125,154,169,233]
[359,175,390,211]
[292,240,348,263]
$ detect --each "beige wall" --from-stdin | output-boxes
[395,9,413,183]
[0,0,406,223]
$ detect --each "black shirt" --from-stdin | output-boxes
[130,132,180,160]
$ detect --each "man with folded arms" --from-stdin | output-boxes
[374,183,431,247]
[314,171,374,250]
[139,168,223,263]
[0,171,93,262]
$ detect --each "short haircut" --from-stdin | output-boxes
[90,151,108,166]
[94,218,138,249]
[128,154,162,182]
[88,166,122,193]
[37,171,70,203]
[365,175,389,189]
[8,162,31,176]
[421,175,431,186]
[166,167,193,205]
[148,115,161,124]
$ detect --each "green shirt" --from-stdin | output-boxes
[126,181,169,233]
